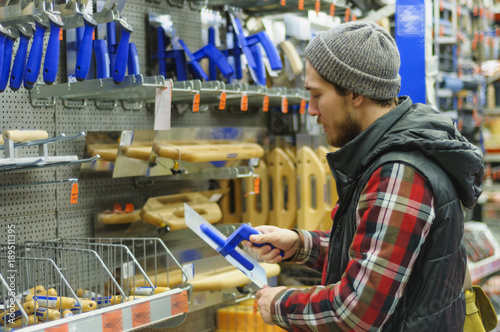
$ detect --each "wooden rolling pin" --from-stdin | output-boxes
[242,161,269,227]
[316,146,339,231]
[98,210,142,225]
[266,148,297,229]
[219,179,243,224]
[153,143,264,162]
[2,130,48,142]
[296,146,327,231]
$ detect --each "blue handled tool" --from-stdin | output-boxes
[156,26,167,78]
[43,12,64,85]
[127,42,139,75]
[0,25,11,90]
[112,18,133,84]
[10,24,33,91]
[106,21,116,72]
[24,15,48,89]
[228,14,282,85]
[191,42,234,79]
[0,29,16,93]
[177,39,208,81]
[94,39,110,79]
[184,203,282,287]
[75,13,97,82]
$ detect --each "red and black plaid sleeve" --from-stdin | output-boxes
[271,163,435,331]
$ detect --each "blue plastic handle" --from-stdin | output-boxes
[106,21,116,73]
[178,39,208,81]
[94,39,110,79]
[246,32,283,71]
[75,16,97,82]
[112,21,132,84]
[24,19,48,89]
[232,17,257,71]
[192,44,234,79]
[208,27,217,80]
[228,224,285,257]
[0,34,7,86]
[10,30,31,91]
[250,44,266,86]
[156,26,167,78]
[0,35,15,92]
[232,27,242,79]
[199,223,256,271]
[127,42,139,75]
[43,18,63,85]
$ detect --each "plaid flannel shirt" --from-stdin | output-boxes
[271,163,435,331]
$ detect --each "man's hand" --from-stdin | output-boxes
[242,225,301,263]
[255,285,288,325]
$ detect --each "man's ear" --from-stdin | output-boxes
[351,93,364,107]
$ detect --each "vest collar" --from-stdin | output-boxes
[326,96,412,189]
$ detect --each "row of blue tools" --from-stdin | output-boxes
[150,12,283,86]
[0,0,135,93]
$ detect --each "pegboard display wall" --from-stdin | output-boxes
[0,0,231,244]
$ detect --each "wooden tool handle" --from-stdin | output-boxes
[316,146,339,230]
[154,143,264,162]
[26,294,76,310]
[243,161,269,226]
[99,210,142,225]
[3,130,48,142]
[267,148,297,229]
[219,179,243,224]
[36,307,61,321]
[141,202,222,229]
[88,144,118,162]
[297,146,328,230]
[122,146,153,160]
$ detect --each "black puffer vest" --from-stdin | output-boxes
[325,97,483,331]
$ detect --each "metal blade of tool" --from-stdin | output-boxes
[184,203,268,288]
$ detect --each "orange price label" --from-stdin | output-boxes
[192,93,200,112]
[219,92,227,110]
[315,0,320,15]
[71,182,79,205]
[281,97,288,114]
[262,95,269,112]
[330,3,336,16]
[439,0,444,11]
[254,177,261,195]
[352,14,357,21]
[473,5,478,16]
[439,26,444,37]
[280,0,286,5]
[298,0,304,10]
[59,29,64,41]
[114,204,122,212]
[479,6,484,17]
[299,99,307,114]
[241,93,248,111]
[457,6,461,17]
[345,7,351,22]
[124,203,134,213]
[458,98,463,109]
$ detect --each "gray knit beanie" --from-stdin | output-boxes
[305,21,401,100]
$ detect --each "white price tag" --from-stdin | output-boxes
[182,263,195,281]
[121,261,135,279]
[154,82,172,130]
[119,130,134,146]
[209,193,223,202]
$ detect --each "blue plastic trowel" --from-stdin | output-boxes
[184,203,282,288]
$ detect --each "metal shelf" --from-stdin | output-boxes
[198,0,349,16]
[19,288,190,332]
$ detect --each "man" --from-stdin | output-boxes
[244,21,484,331]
